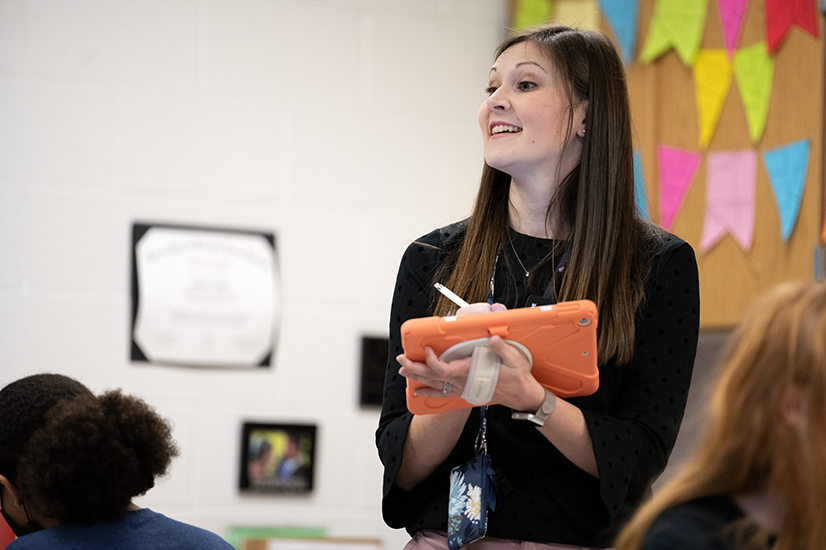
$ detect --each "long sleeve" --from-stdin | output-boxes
[576,237,700,534]
[375,224,468,529]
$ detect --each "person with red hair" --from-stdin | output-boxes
[616,281,826,550]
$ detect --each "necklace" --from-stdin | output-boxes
[507,229,555,278]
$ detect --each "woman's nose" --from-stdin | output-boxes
[486,88,508,111]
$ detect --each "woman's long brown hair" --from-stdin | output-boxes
[434,25,650,365]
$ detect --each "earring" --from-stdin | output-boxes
[580,128,586,137]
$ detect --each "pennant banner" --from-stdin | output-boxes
[658,146,700,230]
[513,0,553,29]
[633,150,650,220]
[733,42,775,144]
[555,0,601,30]
[599,0,639,65]
[640,0,708,65]
[700,150,757,252]
[717,0,749,56]
[765,0,819,54]
[694,49,733,148]
[763,139,810,241]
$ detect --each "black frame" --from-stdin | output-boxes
[239,422,317,494]
[359,335,389,407]
[130,221,276,367]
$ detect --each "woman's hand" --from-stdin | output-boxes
[487,335,546,412]
[397,302,544,411]
[397,347,471,397]
[397,302,507,397]
[456,302,507,315]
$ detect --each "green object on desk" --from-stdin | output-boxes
[224,526,327,550]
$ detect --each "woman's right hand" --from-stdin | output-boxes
[456,302,507,316]
[395,301,539,491]
[396,302,507,398]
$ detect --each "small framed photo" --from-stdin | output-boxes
[240,422,317,494]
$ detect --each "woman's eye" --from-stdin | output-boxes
[485,86,498,95]
[517,81,536,91]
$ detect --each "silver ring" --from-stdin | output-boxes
[442,381,452,395]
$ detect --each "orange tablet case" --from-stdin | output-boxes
[401,300,599,415]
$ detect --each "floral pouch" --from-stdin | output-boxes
[447,407,499,550]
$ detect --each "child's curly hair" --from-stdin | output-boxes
[0,374,179,522]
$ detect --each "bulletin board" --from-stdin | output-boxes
[508,0,826,328]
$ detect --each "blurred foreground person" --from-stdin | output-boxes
[615,281,826,550]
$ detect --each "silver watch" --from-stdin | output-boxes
[511,388,556,426]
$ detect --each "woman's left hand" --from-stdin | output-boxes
[486,335,546,412]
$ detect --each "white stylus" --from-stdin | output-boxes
[434,283,469,308]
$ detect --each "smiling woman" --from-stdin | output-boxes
[376,24,700,550]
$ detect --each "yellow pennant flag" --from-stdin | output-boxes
[513,0,553,30]
[554,0,601,30]
[733,42,775,144]
[694,49,733,148]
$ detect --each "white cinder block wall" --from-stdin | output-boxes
[0,0,508,548]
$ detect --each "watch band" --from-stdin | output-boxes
[511,388,556,426]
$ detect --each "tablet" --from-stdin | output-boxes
[401,300,599,415]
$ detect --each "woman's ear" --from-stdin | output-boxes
[574,101,588,137]
[779,386,810,431]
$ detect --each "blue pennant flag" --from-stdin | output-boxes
[763,139,810,241]
[633,150,650,220]
[599,0,639,65]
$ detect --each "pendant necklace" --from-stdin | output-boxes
[507,229,555,279]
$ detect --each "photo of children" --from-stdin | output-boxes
[240,423,316,493]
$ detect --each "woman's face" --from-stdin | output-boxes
[478,41,587,184]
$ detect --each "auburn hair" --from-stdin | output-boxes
[615,281,826,550]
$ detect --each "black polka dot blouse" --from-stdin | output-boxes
[375,221,700,547]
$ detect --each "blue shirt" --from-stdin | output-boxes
[8,508,234,550]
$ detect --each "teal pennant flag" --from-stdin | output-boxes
[599,0,639,65]
[763,139,810,241]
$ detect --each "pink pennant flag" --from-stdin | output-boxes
[700,150,757,252]
[658,146,700,230]
[717,0,749,56]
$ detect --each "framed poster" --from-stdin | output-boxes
[240,422,317,494]
[131,222,280,368]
